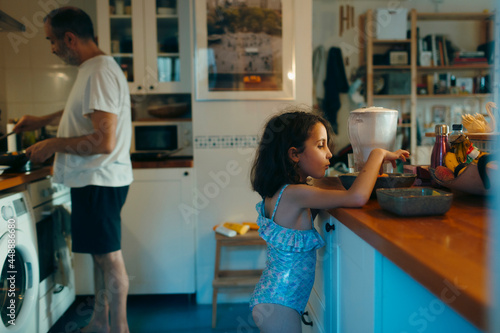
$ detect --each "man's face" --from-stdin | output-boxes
[44,21,80,66]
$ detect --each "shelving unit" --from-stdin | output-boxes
[362,9,495,163]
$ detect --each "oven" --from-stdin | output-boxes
[28,178,75,333]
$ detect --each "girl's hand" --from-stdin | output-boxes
[384,149,410,168]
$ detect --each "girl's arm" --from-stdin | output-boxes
[286,148,410,210]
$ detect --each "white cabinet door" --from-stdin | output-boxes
[143,0,191,94]
[307,211,336,333]
[121,168,195,294]
[96,0,191,94]
[302,305,322,333]
[336,221,377,333]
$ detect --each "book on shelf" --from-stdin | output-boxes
[442,36,449,66]
[422,34,456,66]
[438,38,445,66]
[422,34,441,66]
[455,50,485,58]
[431,34,439,66]
[451,57,488,65]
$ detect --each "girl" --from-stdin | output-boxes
[249,110,409,332]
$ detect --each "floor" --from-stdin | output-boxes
[48,294,259,333]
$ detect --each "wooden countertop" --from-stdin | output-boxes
[313,177,488,330]
[0,166,52,192]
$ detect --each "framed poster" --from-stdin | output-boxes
[194,0,295,100]
[432,105,449,124]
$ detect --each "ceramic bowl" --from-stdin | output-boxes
[338,172,417,192]
[376,187,453,216]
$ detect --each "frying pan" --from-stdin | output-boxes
[0,151,30,170]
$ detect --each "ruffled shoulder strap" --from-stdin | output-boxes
[271,184,288,221]
[258,219,325,252]
[254,184,325,252]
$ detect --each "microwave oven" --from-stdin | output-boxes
[131,120,193,158]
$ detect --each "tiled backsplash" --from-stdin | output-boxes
[195,135,258,149]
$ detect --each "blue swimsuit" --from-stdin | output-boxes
[249,185,325,314]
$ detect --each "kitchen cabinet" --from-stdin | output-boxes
[307,215,376,333]
[120,167,196,294]
[96,0,192,94]
[303,211,335,333]
[73,168,196,295]
[362,10,494,164]
[309,214,482,333]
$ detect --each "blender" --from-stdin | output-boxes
[347,107,398,172]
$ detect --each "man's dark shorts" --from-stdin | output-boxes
[71,185,129,254]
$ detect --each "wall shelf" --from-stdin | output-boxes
[374,94,411,99]
[362,9,494,164]
[418,65,492,71]
[373,65,412,70]
[418,93,491,99]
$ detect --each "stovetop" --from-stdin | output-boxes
[2,162,47,174]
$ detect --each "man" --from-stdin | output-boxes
[14,7,133,333]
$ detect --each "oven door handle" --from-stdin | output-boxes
[41,209,53,217]
[26,262,33,289]
[53,285,65,294]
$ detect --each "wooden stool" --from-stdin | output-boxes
[212,229,266,328]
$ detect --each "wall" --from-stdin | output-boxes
[192,0,313,304]
[312,0,497,158]
[0,0,96,130]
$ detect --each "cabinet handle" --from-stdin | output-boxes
[137,85,142,90]
[149,85,155,90]
[53,285,65,294]
[301,311,313,326]
[184,171,189,176]
[325,223,335,232]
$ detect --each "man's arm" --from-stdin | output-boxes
[26,110,117,163]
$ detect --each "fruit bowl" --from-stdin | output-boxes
[430,163,490,196]
[339,172,416,196]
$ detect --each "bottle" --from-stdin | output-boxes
[448,124,464,144]
[214,225,236,237]
[430,124,450,168]
[223,222,250,235]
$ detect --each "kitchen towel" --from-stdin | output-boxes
[53,204,72,286]
[313,45,327,108]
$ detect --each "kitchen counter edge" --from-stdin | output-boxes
[0,166,53,192]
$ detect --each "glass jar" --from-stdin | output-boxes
[448,123,464,144]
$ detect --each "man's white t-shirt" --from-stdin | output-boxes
[53,55,133,187]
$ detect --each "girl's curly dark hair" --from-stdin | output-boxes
[251,108,335,198]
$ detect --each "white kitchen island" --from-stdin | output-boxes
[303,177,488,333]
